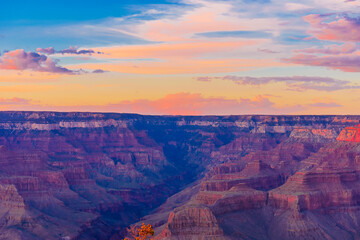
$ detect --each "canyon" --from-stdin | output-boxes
[0,112,360,239]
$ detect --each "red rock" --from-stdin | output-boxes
[156,205,224,239]
[337,125,360,142]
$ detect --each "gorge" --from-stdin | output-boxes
[0,112,360,239]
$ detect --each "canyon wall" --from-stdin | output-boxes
[0,112,359,239]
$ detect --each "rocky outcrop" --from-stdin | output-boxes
[210,184,267,215]
[156,205,225,240]
[289,128,338,142]
[268,169,360,211]
[337,125,360,142]
[0,184,26,226]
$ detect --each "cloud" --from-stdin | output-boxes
[303,13,360,42]
[91,41,258,60]
[295,43,358,55]
[104,93,282,115]
[196,76,212,82]
[133,0,283,44]
[37,46,102,55]
[258,48,279,54]
[284,54,360,72]
[0,49,74,74]
[285,3,312,11]
[0,94,350,114]
[57,46,95,55]
[63,0,293,74]
[0,97,31,106]
[0,49,109,75]
[74,57,283,74]
[195,30,272,38]
[6,0,289,75]
[92,69,108,74]
[288,17,360,73]
[308,102,342,108]
[197,75,360,91]
[72,40,288,74]
[0,93,303,115]
[36,47,55,55]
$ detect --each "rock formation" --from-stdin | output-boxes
[140,121,360,240]
[0,112,360,239]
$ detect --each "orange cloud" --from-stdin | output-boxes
[0,97,33,110]
[74,39,287,74]
[93,40,258,60]
[70,0,283,75]
[73,58,285,74]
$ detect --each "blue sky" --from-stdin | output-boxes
[0,0,178,23]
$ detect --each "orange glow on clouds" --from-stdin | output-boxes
[1,0,360,114]
[93,41,258,60]
[73,58,286,75]
[75,40,287,74]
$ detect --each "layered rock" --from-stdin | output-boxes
[289,128,338,143]
[156,205,225,240]
[337,125,360,142]
[268,169,360,211]
[0,113,360,239]
[146,123,360,240]
[0,184,26,226]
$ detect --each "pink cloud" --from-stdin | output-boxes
[0,97,43,111]
[295,43,358,55]
[0,49,73,74]
[284,54,360,72]
[304,14,360,42]
[92,41,257,60]
[197,75,360,91]
[106,93,279,115]
[0,93,304,115]
[36,46,102,55]
[289,15,360,73]
[308,102,342,108]
[36,47,55,55]
[0,49,108,75]
[0,97,31,107]
[258,48,279,54]
[73,57,284,75]
[196,76,212,82]
[136,1,276,42]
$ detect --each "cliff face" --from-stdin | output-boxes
[0,112,360,239]
[337,125,360,142]
[131,116,360,240]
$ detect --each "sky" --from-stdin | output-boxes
[0,0,360,115]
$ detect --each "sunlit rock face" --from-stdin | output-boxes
[1,112,360,239]
[337,125,360,142]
